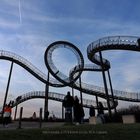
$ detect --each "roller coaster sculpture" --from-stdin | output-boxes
[1,36,140,117]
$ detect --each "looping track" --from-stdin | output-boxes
[44,41,84,86]
[1,36,140,109]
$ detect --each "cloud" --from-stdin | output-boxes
[0,18,20,29]
[102,50,140,93]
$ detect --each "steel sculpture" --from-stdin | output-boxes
[1,36,140,118]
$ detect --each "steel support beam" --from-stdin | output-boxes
[107,70,117,114]
[2,61,14,118]
[39,108,43,128]
[44,71,49,121]
[62,103,64,120]
[18,107,23,129]
[79,76,83,105]
[95,95,99,108]
[14,105,18,121]
[99,51,112,118]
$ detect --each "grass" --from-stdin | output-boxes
[0,123,140,140]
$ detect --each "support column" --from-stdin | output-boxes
[99,51,112,118]
[62,103,64,120]
[2,61,14,118]
[72,86,74,97]
[39,108,43,128]
[95,95,99,115]
[44,71,49,121]
[14,105,18,121]
[71,85,74,123]
[95,95,99,108]
[79,76,83,105]
[18,107,23,129]
[107,70,117,114]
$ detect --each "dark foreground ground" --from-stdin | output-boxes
[0,122,140,140]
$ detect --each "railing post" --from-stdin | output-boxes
[99,51,112,118]
[18,107,23,129]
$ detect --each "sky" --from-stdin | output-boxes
[0,0,140,118]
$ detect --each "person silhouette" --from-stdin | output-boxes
[89,105,95,117]
[3,104,12,127]
[63,91,74,123]
[97,102,105,123]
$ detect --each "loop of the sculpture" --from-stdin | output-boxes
[44,41,84,86]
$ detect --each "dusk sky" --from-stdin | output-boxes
[0,0,140,118]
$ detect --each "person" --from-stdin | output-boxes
[63,91,74,123]
[73,96,81,124]
[79,103,85,124]
[3,104,12,127]
[73,96,85,125]
[89,105,95,117]
[97,102,105,123]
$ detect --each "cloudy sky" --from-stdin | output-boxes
[0,0,140,118]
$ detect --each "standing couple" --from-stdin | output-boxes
[63,91,85,124]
